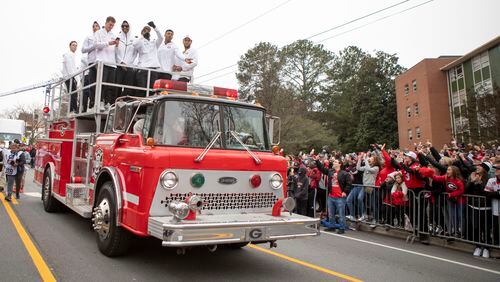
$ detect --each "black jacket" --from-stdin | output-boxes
[316,160,352,195]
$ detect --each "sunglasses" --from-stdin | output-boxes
[122,25,129,28]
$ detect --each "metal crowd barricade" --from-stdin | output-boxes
[343,184,417,240]
[417,191,500,249]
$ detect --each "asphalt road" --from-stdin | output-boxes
[1,169,500,281]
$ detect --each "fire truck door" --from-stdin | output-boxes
[113,135,143,207]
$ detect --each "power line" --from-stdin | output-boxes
[316,0,434,43]
[196,0,411,80]
[198,0,293,49]
[198,70,238,84]
[305,0,410,40]
[198,0,435,84]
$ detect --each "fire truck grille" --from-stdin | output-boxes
[162,193,279,210]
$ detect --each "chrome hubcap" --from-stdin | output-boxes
[92,199,110,240]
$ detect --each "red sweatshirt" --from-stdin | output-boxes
[432,175,465,204]
[376,149,395,186]
[402,162,425,189]
[307,167,322,190]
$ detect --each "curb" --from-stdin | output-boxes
[351,221,500,258]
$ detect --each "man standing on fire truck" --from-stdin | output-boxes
[173,35,198,82]
[82,21,100,112]
[133,21,163,96]
[158,29,189,80]
[94,16,118,109]
[115,20,138,97]
[62,41,79,113]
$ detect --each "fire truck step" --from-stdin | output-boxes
[52,192,92,218]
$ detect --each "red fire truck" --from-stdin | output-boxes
[34,61,319,256]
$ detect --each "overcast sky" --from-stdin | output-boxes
[0,0,498,112]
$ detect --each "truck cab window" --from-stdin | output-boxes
[153,101,221,148]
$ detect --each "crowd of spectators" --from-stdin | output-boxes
[285,140,499,258]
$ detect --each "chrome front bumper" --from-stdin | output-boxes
[148,213,320,247]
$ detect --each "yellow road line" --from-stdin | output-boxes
[12,196,19,205]
[249,244,362,282]
[0,194,56,282]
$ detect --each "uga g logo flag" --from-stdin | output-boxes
[249,228,263,240]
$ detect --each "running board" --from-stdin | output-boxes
[52,193,92,218]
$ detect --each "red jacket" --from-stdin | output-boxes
[376,149,395,186]
[402,162,425,189]
[391,191,407,206]
[307,167,322,190]
[432,175,465,204]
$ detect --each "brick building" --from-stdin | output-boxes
[395,57,459,150]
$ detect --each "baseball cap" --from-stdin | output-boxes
[404,151,417,160]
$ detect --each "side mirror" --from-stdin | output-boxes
[266,115,281,146]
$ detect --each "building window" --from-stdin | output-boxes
[412,80,417,92]
[406,106,411,118]
[404,84,409,96]
[414,103,419,115]
[408,129,413,141]
[416,127,421,139]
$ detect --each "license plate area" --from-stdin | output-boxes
[246,227,268,241]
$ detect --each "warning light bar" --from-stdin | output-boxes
[153,79,238,99]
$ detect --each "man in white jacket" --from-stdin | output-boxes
[94,16,119,109]
[81,21,100,112]
[62,41,79,113]
[173,35,198,82]
[115,20,138,97]
[133,21,163,97]
[158,29,187,80]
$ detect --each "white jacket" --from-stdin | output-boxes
[116,31,138,66]
[82,33,97,65]
[133,28,162,68]
[94,28,117,66]
[173,47,198,81]
[62,52,77,78]
[158,41,185,74]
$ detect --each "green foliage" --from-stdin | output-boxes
[236,41,404,153]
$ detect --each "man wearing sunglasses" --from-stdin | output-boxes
[115,20,138,97]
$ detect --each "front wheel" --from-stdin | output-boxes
[42,169,60,212]
[93,181,130,257]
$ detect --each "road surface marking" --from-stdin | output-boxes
[24,192,42,198]
[0,194,57,282]
[249,244,362,282]
[12,197,19,205]
[321,231,500,276]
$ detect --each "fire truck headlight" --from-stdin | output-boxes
[269,173,283,190]
[160,171,178,190]
[169,201,190,220]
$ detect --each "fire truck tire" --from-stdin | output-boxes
[95,181,130,257]
[226,242,249,249]
[42,169,61,212]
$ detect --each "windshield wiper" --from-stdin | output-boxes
[229,131,262,165]
[194,131,221,163]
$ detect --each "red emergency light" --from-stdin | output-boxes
[43,106,50,114]
[214,87,238,99]
[153,79,188,92]
[152,79,239,99]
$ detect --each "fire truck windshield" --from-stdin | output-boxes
[153,100,269,151]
